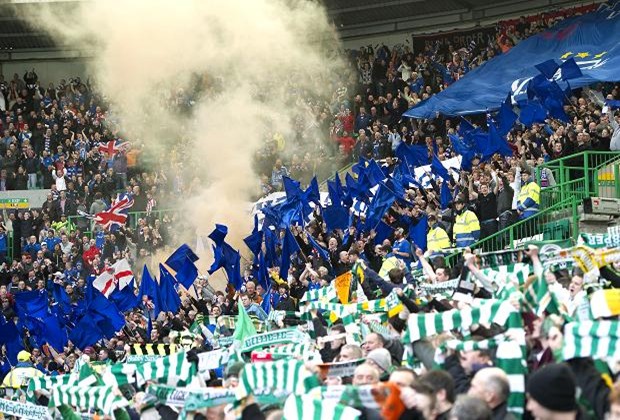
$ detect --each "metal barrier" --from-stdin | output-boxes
[444,197,578,267]
[537,151,620,208]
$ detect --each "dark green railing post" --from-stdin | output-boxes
[584,155,590,197]
[615,164,620,198]
[571,197,579,242]
[509,227,514,250]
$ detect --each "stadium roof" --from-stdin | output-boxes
[0,0,603,50]
[324,0,603,40]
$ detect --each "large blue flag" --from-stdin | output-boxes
[365,183,397,231]
[395,143,429,168]
[157,264,182,316]
[440,181,452,210]
[431,154,451,182]
[409,214,429,251]
[87,287,126,339]
[0,317,24,364]
[405,4,620,117]
[208,224,243,290]
[279,229,300,279]
[166,244,199,289]
[306,233,330,265]
[14,290,48,319]
[109,278,139,312]
[138,264,158,303]
[69,313,104,349]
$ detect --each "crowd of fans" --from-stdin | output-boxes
[0,4,619,420]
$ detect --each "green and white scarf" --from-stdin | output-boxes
[103,351,196,388]
[562,320,620,361]
[49,385,129,415]
[235,359,320,400]
[283,394,361,420]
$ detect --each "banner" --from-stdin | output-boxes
[411,25,496,54]
[240,329,309,353]
[126,354,163,363]
[580,232,620,249]
[316,358,366,380]
[0,398,52,420]
[405,3,620,118]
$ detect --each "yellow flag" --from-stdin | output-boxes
[334,272,352,304]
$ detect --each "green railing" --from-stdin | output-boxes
[537,151,620,209]
[68,208,178,238]
[444,197,578,267]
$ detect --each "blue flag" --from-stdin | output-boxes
[157,264,182,316]
[306,233,330,264]
[244,230,264,258]
[395,143,429,168]
[303,177,320,205]
[373,220,394,245]
[497,96,519,136]
[255,252,270,291]
[409,214,429,251]
[535,59,559,79]
[323,204,349,232]
[166,244,199,289]
[606,99,620,109]
[166,244,198,271]
[138,264,158,303]
[405,6,620,117]
[559,57,583,80]
[279,229,300,279]
[87,287,126,338]
[208,224,229,246]
[431,154,451,182]
[440,181,452,210]
[109,278,139,312]
[207,224,243,290]
[14,290,48,319]
[0,317,24,364]
[365,183,397,231]
[69,313,104,349]
[518,100,548,127]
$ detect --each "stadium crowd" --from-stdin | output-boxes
[0,3,620,420]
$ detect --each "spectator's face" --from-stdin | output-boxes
[436,268,449,282]
[352,364,379,386]
[389,370,415,388]
[569,276,583,297]
[339,346,359,362]
[362,333,383,354]
[526,397,555,420]
[240,295,250,307]
[608,402,620,420]
[246,282,256,294]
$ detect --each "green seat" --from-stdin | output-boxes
[542,219,571,241]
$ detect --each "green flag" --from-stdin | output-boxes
[233,300,257,344]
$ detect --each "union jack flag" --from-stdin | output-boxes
[94,195,134,231]
[97,139,130,156]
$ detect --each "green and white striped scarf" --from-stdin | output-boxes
[103,351,196,388]
[26,374,75,402]
[49,385,129,415]
[283,394,361,420]
[439,318,526,416]
[301,285,337,302]
[562,320,620,361]
[481,263,531,286]
[403,299,516,343]
[236,359,320,400]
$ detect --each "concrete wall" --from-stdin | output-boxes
[0,49,93,86]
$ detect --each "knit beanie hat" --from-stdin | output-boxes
[367,348,392,374]
[527,363,577,412]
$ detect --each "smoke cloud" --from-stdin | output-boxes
[22,0,347,273]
